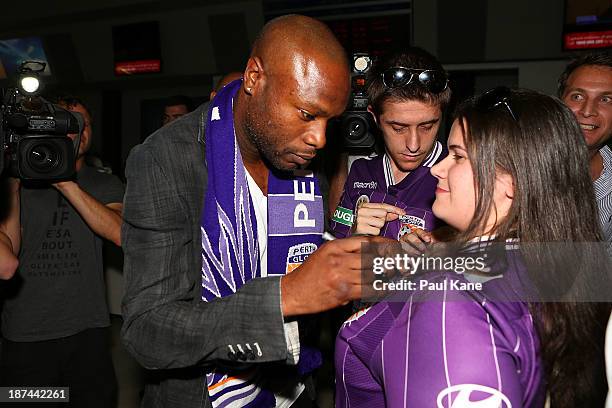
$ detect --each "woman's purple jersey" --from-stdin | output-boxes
[330,143,445,240]
[335,264,546,407]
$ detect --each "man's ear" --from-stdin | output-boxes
[243,57,264,95]
[367,105,378,125]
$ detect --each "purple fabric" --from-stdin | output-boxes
[369,191,436,239]
[200,78,323,295]
[216,387,274,408]
[330,149,445,239]
[267,172,324,276]
[200,79,324,407]
[200,79,259,300]
[335,252,546,408]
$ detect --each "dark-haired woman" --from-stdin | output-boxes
[335,88,610,407]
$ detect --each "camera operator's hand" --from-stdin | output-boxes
[280,235,395,316]
[53,180,123,246]
[0,177,21,279]
[0,231,17,279]
[352,203,405,236]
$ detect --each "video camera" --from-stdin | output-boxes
[0,61,81,181]
[340,53,377,150]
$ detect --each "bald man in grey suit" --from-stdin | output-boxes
[121,15,381,407]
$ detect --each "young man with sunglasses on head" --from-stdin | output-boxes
[330,47,451,240]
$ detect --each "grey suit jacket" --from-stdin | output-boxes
[121,103,289,407]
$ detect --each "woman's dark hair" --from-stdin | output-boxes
[455,88,610,407]
[366,47,451,116]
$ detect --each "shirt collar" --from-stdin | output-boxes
[383,141,443,187]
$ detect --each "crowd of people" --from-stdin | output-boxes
[0,13,611,408]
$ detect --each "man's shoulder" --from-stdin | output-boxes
[601,145,612,169]
[350,154,383,172]
[79,164,121,182]
[346,154,383,188]
[79,167,122,191]
[595,145,612,193]
[75,166,124,204]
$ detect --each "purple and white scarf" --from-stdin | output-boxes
[200,79,324,407]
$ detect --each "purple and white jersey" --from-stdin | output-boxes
[330,143,445,239]
[335,261,546,407]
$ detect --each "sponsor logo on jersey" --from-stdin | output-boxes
[332,206,354,226]
[285,243,318,273]
[398,214,426,239]
[353,181,378,189]
[436,384,512,408]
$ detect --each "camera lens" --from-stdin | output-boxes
[17,136,75,180]
[27,142,60,172]
[349,119,365,139]
[340,112,376,149]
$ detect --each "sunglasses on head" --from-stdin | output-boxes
[476,86,518,122]
[381,67,449,94]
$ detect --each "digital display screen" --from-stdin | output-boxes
[327,14,411,58]
[564,0,612,50]
[263,1,411,58]
[113,21,161,76]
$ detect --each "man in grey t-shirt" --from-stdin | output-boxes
[0,96,124,408]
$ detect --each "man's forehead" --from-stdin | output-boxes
[277,59,349,112]
[298,82,348,115]
[279,59,346,87]
[567,65,612,87]
[381,99,441,120]
[165,104,189,113]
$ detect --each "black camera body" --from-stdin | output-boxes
[341,53,377,150]
[1,62,80,181]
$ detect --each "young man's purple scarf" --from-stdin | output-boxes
[200,79,324,407]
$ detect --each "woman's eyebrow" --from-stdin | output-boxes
[448,144,467,152]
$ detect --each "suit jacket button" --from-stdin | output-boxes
[247,350,256,360]
[236,351,247,361]
[228,351,238,361]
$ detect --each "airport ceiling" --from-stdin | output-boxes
[0,0,254,32]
